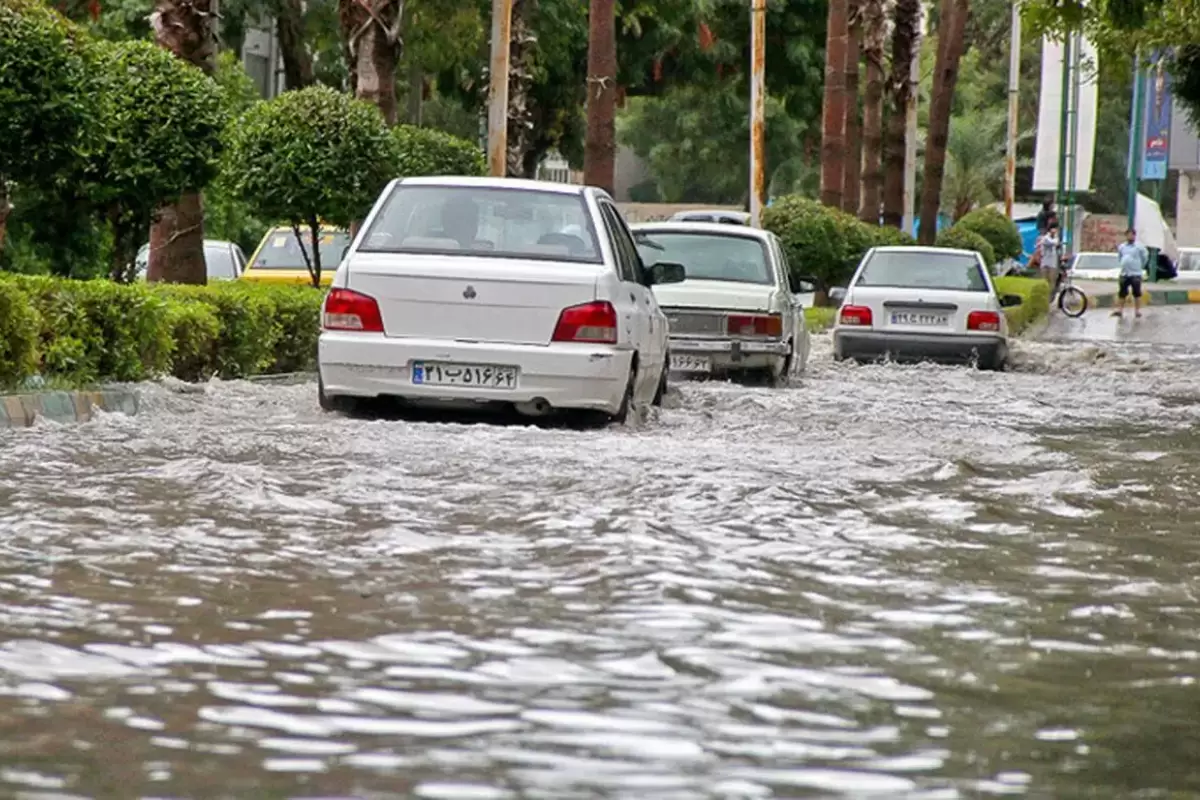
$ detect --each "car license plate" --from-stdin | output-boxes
[890,311,950,327]
[670,354,712,373]
[411,362,518,389]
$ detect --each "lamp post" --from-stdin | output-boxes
[749,0,767,227]
[486,0,513,177]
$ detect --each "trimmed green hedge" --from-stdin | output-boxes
[955,208,1023,262]
[995,276,1051,334]
[936,226,996,267]
[0,276,323,388]
[393,125,486,178]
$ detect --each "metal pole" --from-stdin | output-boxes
[901,4,922,234]
[1004,0,1021,219]
[1065,32,1082,253]
[1055,35,1071,237]
[486,0,513,177]
[749,0,767,227]
[1126,53,1143,232]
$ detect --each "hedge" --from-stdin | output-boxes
[936,225,996,267]
[0,276,323,389]
[955,208,1023,262]
[393,125,486,178]
[995,276,1051,334]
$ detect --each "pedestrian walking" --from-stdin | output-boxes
[1034,222,1061,287]
[1113,227,1149,319]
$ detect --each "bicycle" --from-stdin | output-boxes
[1051,256,1088,318]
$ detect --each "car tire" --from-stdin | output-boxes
[318,374,356,414]
[979,345,1008,372]
[652,361,668,406]
[611,366,637,424]
[766,350,793,388]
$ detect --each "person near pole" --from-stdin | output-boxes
[1033,221,1061,286]
[1036,195,1057,234]
[1113,227,1149,319]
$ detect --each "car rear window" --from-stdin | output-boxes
[635,231,773,285]
[855,251,989,292]
[358,185,603,264]
[1072,253,1120,270]
[251,229,350,270]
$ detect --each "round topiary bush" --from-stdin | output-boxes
[955,207,1023,262]
[393,125,486,177]
[936,225,996,266]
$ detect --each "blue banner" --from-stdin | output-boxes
[1141,52,1173,180]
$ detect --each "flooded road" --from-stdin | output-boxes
[3,332,1200,798]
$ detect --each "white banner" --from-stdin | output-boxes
[1031,36,1099,193]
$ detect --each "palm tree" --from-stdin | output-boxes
[585,0,618,193]
[917,0,969,244]
[858,0,886,222]
[820,0,848,209]
[881,0,918,228]
[842,0,863,215]
[942,108,1032,219]
[338,0,403,125]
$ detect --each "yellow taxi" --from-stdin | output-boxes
[240,225,352,287]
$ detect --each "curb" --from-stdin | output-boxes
[0,388,139,429]
[244,371,317,386]
[1085,288,1200,309]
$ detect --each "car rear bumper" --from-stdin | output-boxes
[318,332,632,414]
[834,330,1006,364]
[669,336,789,372]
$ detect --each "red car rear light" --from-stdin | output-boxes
[726,313,783,337]
[323,288,384,332]
[552,301,618,344]
[967,310,1002,332]
[839,304,873,326]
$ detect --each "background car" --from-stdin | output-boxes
[134,239,247,281]
[1068,250,1176,281]
[241,226,351,286]
[632,221,812,387]
[667,209,751,225]
[831,246,1021,371]
[317,177,683,424]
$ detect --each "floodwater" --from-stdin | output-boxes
[2,333,1200,798]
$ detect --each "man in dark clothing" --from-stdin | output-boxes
[1036,195,1056,234]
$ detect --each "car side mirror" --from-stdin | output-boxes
[828,286,848,306]
[646,261,686,286]
[999,293,1023,308]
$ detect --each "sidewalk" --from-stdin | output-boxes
[1074,278,1200,309]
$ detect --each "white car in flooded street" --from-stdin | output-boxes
[832,245,1022,371]
[631,222,813,386]
[317,177,685,423]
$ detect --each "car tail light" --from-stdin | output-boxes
[552,301,618,344]
[323,288,384,332]
[839,304,873,326]
[726,313,783,337]
[967,310,1002,332]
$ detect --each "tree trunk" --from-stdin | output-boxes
[340,0,404,126]
[276,0,315,90]
[842,0,863,215]
[407,61,423,125]
[858,0,886,222]
[584,0,617,194]
[819,0,848,209]
[0,178,10,252]
[147,0,218,285]
[506,0,538,178]
[881,0,919,228]
[917,0,969,245]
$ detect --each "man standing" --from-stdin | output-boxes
[1113,227,1149,319]
[1036,221,1061,286]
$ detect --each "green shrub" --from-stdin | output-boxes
[0,276,325,386]
[995,276,1051,334]
[936,225,996,267]
[393,125,487,177]
[956,207,1023,262]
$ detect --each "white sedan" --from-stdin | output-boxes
[317,176,684,424]
[831,245,1023,371]
[631,221,813,386]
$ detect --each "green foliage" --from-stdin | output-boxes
[224,85,396,282]
[0,0,90,187]
[393,125,486,177]
[214,49,262,118]
[0,275,323,386]
[2,182,113,279]
[762,196,913,289]
[955,207,1024,261]
[936,225,997,267]
[994,275,1051,334]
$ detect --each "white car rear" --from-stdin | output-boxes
[317,177,682,423]
[631,222,812,386]
[832,246,1021,371]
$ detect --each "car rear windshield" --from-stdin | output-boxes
[856,251,989,291]
[358,185,603,264]
[1073,253,1120,270]
[635,232,772,285]
[251,229,350,270]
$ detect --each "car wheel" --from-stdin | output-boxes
[318,375,356,414]
[652,361,668,406]
[611,366,637,423]
[979,345,1008,372]
[766,350,793,388]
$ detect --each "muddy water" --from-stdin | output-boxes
[2,337,1200,798]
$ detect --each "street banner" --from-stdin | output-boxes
[1141,51,1173,180]
[1032,36,1100,192]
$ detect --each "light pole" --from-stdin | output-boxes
[749,0,767,227]
[1004,0,1021,219]
[486,0,513,177]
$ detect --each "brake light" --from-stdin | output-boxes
[967,310,1002,332]
[323,288,384,332]
[726,313,783,337]
[839,304,873,326]
[552,301,618,344]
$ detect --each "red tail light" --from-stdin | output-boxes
[726,313,783,337]
[552,301,618,344]
[323,288,384,332]
[967,310,1002,332]
[839,304,873,326]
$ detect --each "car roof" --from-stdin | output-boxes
[397,175,590,196]
[630,221,772,241]
[872,245,977,257]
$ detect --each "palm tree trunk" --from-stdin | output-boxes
[881,0,919,229]
[340,0,404,126]
[584,0,617,193]
[917,0,969,244]
[820,0,849,209]
[276,0,315,90]
[506,0,539,178]
[842,0,863,215]
[858,0,886,222]
[147,0,218,285]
